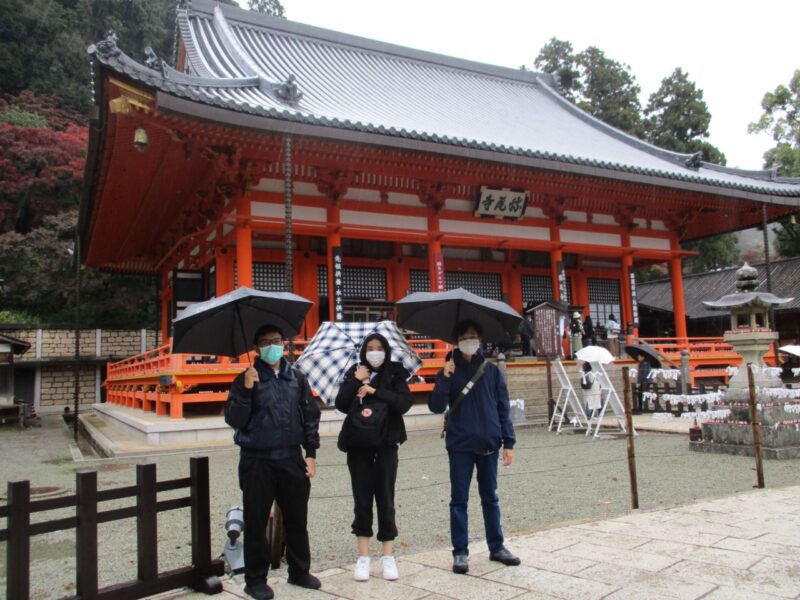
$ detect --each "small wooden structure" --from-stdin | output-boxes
[0,334,31,425]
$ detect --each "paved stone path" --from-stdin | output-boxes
[153,485,800,600]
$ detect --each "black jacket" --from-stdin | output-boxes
[334,361,414,446]
[224,357,321,459]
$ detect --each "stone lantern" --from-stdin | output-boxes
[702,262,793,391]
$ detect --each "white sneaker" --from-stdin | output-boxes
[381,555,399,581]
[354,556,370,581]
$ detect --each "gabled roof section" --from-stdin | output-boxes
[88,0,800,204]
[637,257,800,320]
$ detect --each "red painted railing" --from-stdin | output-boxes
[105,336,770,419]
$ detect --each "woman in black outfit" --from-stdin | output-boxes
[334,333,414,582]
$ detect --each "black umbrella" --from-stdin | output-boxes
[396,288,523,344]
[624,344,662,369]
[172,287,313,360]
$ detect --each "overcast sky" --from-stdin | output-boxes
[271,0,799,170]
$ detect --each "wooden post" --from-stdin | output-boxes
[747,364,766,489]
[7,479,31,600]
[190,457,211,569]
[622,367,639,509]
[137,463,158,582]
[190,456,222,593]
[76,470,99,599]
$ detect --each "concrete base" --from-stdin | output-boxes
[689,439,800,459]
[80,402,447,457]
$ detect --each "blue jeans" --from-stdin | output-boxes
[448,450,503,556]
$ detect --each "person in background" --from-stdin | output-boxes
[605,314,620,357]
[334,333,413,582]
[570,312,584,358]
[224,324,322,600]
[520,314,534,357]
[428,320,520,575]
[582,315,595,347]
[580,361,602,418]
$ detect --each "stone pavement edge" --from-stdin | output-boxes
[149,484,800,600]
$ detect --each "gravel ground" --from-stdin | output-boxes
[2,415,800,599]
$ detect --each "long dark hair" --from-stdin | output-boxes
[359,333,391,371]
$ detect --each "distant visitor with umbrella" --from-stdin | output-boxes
[334,332,414,582]
[225,324,322,600]
[428,320,521,575]
[625,344,662,411]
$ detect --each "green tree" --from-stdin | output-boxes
[682,233,741,274]
[534,39,643,136]
[247,0,286,17]
[749,69,800,257]
[0,209,157,327]
[644,68,725,164]
[533,38,580,101]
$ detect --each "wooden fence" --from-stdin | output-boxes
[0,456,224,600]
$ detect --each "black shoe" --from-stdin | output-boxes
[287,572,322,589]
[452,554,469,574]
[489,547,520,566]
[244,581,274,600]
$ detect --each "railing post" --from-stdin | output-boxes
[622,368,639,509]
[190,456,211,569]
[76,470,99,599]
[136,463,158,582]
[7,480,31,600]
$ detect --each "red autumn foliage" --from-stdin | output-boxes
[0,120,87,233]
[0,90,86,131]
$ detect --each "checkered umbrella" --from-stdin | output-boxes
[295,321,423,405]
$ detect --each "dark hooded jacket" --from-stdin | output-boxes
[428,348,515,454]
[225,356,320,459]
[334,333,414,446]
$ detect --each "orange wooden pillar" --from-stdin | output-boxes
[235,194,253,288]
[669,238,688,344]
[327,201,342,321]
[427,208,444,292]
[620,232,635,342]
[391,243,410,308]
[504,250,523,312]
[573,258,589,316]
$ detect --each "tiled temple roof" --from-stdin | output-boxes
[88,0,800,204]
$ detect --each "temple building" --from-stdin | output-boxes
[82,0,800,364]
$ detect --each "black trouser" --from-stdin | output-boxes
[239,452,311,586]
[346,444,399,541]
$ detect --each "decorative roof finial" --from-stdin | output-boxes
[92,30,120,58]
[275,74,303,105]
[684,152,703,169]
[144,46,165,74]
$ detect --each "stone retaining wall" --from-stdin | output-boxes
[4,328,160,413]
[3,328,160,359]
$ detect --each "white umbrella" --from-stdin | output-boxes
[779,345,800,358]
[575,345,616,365]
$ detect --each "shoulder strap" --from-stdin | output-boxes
[450,360,488,416]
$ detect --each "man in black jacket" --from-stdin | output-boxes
[225,324,321,600]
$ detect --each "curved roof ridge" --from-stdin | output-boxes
[188,0,542,86]
[177,7,215,79]
[211,4,263,79]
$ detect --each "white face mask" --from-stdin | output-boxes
[365,350,385,369]
[458,339,481,356]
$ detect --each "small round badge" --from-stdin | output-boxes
[362,407,373,417]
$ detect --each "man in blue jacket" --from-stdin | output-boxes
[225,324,321,600]
[429,320,521,574]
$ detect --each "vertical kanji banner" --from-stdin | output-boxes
[332,246,344,321]
[629,270,639,327]
[434,252,446,292]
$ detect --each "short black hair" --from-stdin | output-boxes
[453,320,483,339]
[253,324,284,346]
